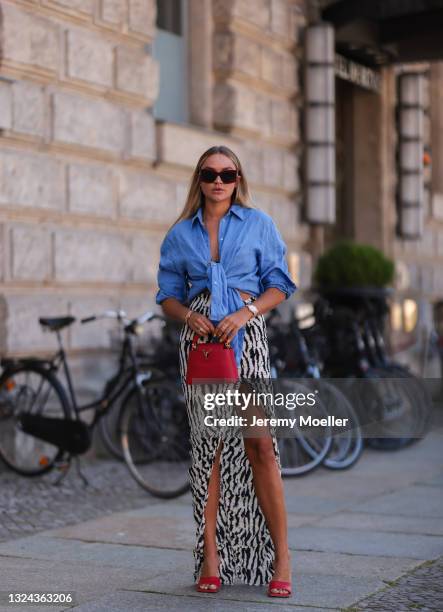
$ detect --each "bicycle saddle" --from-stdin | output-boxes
[39,316,76,331]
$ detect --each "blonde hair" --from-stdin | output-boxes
[168,145,254,231]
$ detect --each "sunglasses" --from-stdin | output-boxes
[199,168,240,184]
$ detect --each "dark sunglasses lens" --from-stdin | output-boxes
[200,169,238,183]
[220,170,238,183]
[200,169,217,182]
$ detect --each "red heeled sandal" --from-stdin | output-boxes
[196,576,221,593]
[267,580,292,598]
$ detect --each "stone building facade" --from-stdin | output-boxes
[0,0,442,378]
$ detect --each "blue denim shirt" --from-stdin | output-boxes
[156,202,297,367]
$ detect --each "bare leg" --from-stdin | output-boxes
[198,440,223,590]
[243,436,292,593]
[238,384,291,595]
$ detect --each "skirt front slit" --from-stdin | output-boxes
[178,290,281,586]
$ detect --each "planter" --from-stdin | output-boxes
[313,286,393,316]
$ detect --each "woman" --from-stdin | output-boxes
[155,145,297,597]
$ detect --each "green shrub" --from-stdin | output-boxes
[314,241,395,288]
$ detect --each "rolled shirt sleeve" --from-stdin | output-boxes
[259,218,297,298]
[155,232,188,305]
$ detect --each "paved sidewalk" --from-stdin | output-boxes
[0,415,442,611]
[0,456,156,544]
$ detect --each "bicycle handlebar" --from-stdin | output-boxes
[80,310,127,324]
[80,310,167,331]
[80,316,96,324]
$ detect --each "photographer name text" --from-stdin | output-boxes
[204,415,349,428]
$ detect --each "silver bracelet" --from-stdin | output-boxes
[245,303,259,318]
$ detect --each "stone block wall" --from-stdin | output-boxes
[211,0,310,276]
[0,0,162,360]
[0,0,306,366]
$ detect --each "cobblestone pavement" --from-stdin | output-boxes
[0,456,156,543]
[348,556,443,612]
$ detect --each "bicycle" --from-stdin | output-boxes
[359,297,433,442]
[314,296,423,450]
[266,309,333,476]
[266,308,363,474]
[0,310,191,499]
[98,316,182,462]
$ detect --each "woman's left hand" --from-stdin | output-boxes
[214,308,252,344]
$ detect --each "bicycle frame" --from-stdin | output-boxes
[41,328,152,428]
[266,309,321,379]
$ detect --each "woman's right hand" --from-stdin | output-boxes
[187,311,215,336]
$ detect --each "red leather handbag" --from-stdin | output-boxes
[186,333,239,384]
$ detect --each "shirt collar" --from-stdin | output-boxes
[191,202,246,225]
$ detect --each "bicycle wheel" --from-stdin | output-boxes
[354,369,420,450]
[275,379,333,477]
[316,381,364,470]
[120,377,191,499]
[381,365,433,442]
[98,366,168,461]
[0,364,70,475]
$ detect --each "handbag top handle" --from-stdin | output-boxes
[191,332,231,350]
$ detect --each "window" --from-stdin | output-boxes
[153,0,188,124]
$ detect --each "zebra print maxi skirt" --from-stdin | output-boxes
[178,290,281,586]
